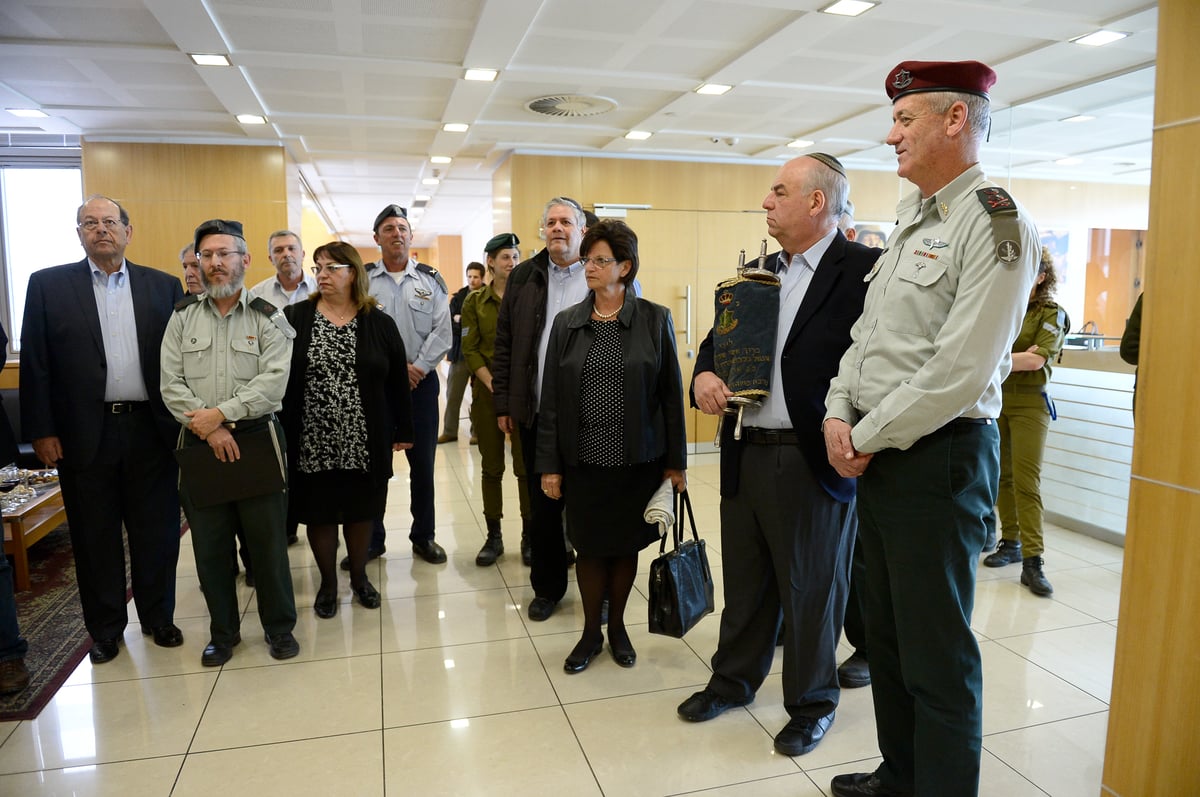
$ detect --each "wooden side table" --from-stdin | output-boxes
[2,484,66,591]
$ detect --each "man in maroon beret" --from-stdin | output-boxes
[824,61,1039,797]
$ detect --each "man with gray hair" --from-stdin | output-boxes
[677,155,879,757]
[837,198,858,242]
[249,230,316,307]
[492,197,590,620]
[179,242,203,295]
[824,60,1039,797]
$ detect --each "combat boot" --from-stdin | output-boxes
[520,518,532,566]
[476,518,504,566]
[983,538,1022,567]
[1021,556,1053,596]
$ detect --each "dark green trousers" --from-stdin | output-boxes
[471,384,530,522]
[856,420,998,797]
[180,421,297,644]
[997,394,1050,556]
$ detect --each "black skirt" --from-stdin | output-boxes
[289,468,386,526]
[563,459,664,557]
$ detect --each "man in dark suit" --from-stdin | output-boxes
[20,194,185,665]
[676,155,879,757]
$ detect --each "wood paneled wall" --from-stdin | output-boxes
[1103,1,1200,793]
[81,142,288,290]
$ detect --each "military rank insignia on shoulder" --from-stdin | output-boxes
[417,262,449,294]
[249,296,297,340]
[976,186,1023,265]
[174,294,201,312]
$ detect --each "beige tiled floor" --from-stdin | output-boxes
[0,440,1121,796]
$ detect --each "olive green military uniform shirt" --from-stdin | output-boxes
[461,283,501,375]
[825,164,1039,453]
[160,290,292,425]
[1004,302,1066,392]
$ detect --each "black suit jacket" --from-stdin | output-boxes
[20,258,184,469]
[693,231,879,503]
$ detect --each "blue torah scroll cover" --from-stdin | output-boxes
[712,274,780,401]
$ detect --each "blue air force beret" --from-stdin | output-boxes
[886,60,997,102]
[373,204,408,232]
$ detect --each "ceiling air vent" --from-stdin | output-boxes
[525,95,617,118]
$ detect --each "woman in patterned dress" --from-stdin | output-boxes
[536,219,687,673]
[280,242,413,617]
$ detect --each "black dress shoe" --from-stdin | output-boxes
[676,688,748,722]
[340,546,385,571]
[527,596,557,621]
[245,570,256,588]
[201,634,240,667]
[563,641,604,673]
[412,540,447,564]
[287,533,299,546]
[774,711,834,756]
[352,582,381,609]
[141,624,184,648]
[837,651,871,688]
[314,590,338,619]
[610,643,636,668]
[265,631,300,660]
[830,772,913,797]
[89,638,121,665]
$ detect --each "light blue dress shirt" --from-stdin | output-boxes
[536,259,589,409]
[90,259,148,402]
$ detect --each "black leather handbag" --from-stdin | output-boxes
[647,489,714,638]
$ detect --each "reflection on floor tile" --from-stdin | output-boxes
[0,408,1130,795]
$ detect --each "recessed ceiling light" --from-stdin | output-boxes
[430,156,452,164]
[1061,114,1096,123]
[189,53,230,67]
[464,68,498,82]
[1071,30,1128,47]
[422,177,441,185]
[787,139,815,149]
[236,114,265,125]
[696,83,732,96]
[820,0,877,17]
[6,108,48,118]
[1055,157,1083,166]
[442,122,469,132]
[414,195,432,202]
[625,130,652,140]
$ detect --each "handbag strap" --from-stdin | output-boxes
[670,488,700,550]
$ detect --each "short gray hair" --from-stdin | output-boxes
[542,197,585,229]
[806,161,849,224]
[179,242,195,260]
[76,194,129,225]
[838,198,856,232]
[927,91,990,149]
[267,229,302,249]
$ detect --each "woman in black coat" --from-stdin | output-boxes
[537,219,687,673]
[281,242,412,617]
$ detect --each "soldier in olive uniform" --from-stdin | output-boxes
[984,247,1068,596]
[161,219,299,667]
[462,234,532,566]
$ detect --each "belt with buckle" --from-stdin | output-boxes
[105,401,148,414]
[741,427,802,446]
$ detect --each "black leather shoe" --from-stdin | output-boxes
[340,546,385,571]
[201,634,240,667]
[265,631,300,660]
[527,596,557,621]
[520,535,532,566]
[314,590,338,619]
[89,638,121,664]
[353,582,381,609]
[837,651,871,688]
[610,643,636,668]
[774,712,834,756]
[412,540,447,564]
[564,548,576,566]
[984,538,1022,567]
[563,641,603,673]
[0,658,30,695]
[287,533,299,546]
[676,688,748,722]
[830,772,913,797]
[141,623,184,648]
[1021,555,1054,596]
[244,570,255,588]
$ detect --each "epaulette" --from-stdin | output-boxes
[975,186,1024,266]
[174,293,201,312]
[249,296,297,340]
[417,262,449,294]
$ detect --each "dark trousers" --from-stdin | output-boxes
[57,409,180,641]
[856,421,998,797]
[709,443,855,718]
[0,550,27,661]
[842,533,868,655]
[371,371,439,549]
[519,418,568,603]
[181,422,296,644]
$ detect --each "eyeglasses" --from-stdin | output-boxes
[197,249,244,262]
[78,218,125,232]
[311,264,352,275]
[581,256,620,268]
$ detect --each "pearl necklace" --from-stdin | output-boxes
[593,300,623,319]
